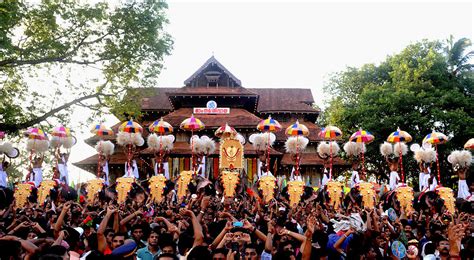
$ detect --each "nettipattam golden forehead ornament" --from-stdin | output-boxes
[221,170,240,197]
[177,171,193,199]
[14,183,34,208]
[326,181,343,210]
[395,186,414,214]
[358,182,376,208]
[86,179,105,204]
[436,187,456,214]
[149,174,167,203]
[219,138,244,170]
[287,180,305,208]
[115,177,134,204]
[259,175,276,203]
[37,180,58,206]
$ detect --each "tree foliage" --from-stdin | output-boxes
[321,38,474,186]
[0,0,173,133]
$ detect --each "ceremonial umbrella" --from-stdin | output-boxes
[149,118,173,135]
[318,125,342,179]
[24,128,48,140]
[423,131,448,185]
[51,125,71,138]
[91,123,114,137]
[91,123,114,177]
[119,120,143,176]
[119,120,143,134]
[387,127,412,183]
[286,120,310,176]
[257,116,281,173]
[215,123,237,139]
[349,129,374,176]
[465,138,474,150]
[149,118,174,174]
[180,115,205,173]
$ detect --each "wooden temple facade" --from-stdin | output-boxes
[74,56,347,185]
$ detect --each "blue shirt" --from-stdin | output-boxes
[327,233,353,260]
[136,246,160,260]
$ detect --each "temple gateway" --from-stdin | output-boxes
[75,56,347,185]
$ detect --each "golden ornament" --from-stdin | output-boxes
[86,179,104,204]
[221,170,240,197]
[149,174,167,203]
[115,177,134,204]
[259,175,276,203]
[287,180,305,207]
[37,180,57,206]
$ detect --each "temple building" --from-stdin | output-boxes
[74,56,347,185]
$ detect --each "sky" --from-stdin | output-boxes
[67,0,473,184]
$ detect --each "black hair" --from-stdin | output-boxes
[212,247,229,256]
[187,245,212,260]
[157,253,179,260]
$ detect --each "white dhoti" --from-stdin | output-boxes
[124,160,139,179]
[57,163,69,185]
[458,179,470,199]
[350,170,360,188]
[196,156,206,178]
[102,162,110,186]
[389,171,400,190]
[321,172,329,187]
[31,168,43,187]
[154,162,170,180]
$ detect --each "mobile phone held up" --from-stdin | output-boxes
[233,221,243,228]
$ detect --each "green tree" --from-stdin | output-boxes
[322,38,474,187]
[0,0,173,134]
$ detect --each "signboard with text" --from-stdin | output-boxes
[193,100,230,114]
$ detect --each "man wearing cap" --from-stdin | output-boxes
[137,230,160,260]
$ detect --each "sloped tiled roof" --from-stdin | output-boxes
[141,88,177,111]
[249,88,318,113]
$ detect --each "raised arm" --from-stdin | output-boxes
[98,206,117,253]
[180,209,204,247]
[54,202,71,238]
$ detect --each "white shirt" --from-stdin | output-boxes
[389,171,400,190]
[350,170,360,188]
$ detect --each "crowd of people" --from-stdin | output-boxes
[0,160,472,260]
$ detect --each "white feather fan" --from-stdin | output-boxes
[0,141,13,154]
[62,136,76,149]
[448,150,472,168]
[131,133,144,147]
[317,142,330,158]
[380,142,394,157]
[393,142,408,157]
[27,139,49,153]
[95,140,115,156]
[117,132,132,146]
[343,142,364,157]
[285,136,309,154]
